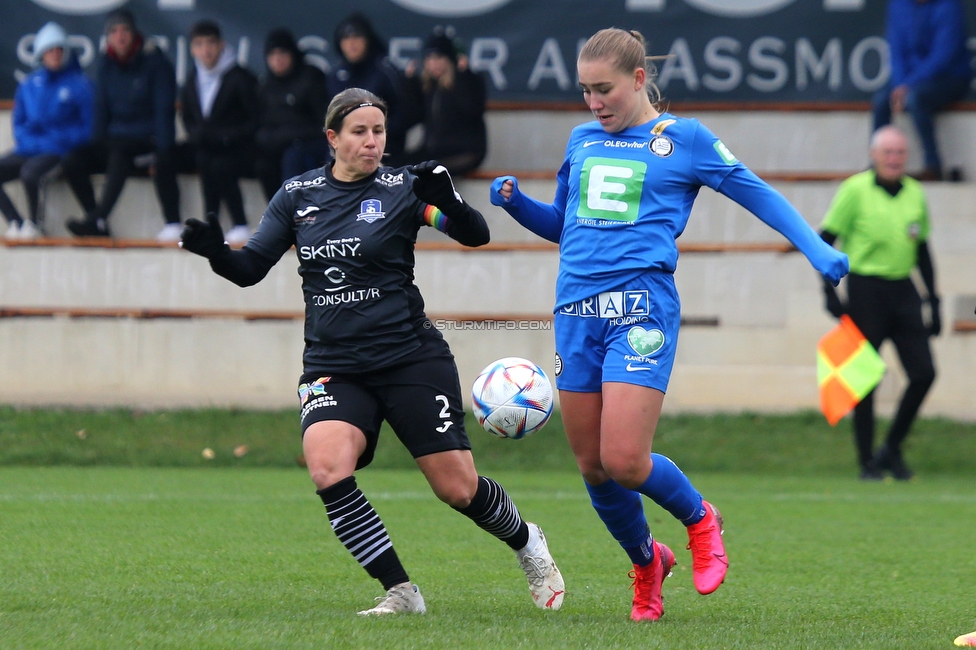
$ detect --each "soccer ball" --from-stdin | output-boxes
[471,357,554,439]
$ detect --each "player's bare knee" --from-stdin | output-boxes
[579,465,610,485]
[432,482,475,508]
[307,466,347,491]
[601,456,647,489]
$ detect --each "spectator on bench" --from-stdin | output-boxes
[0,22,92,241]
[180,19,258,246]
[254,28,329,202]
[327,13,420,167]
[62,9,181,240]
[872,0,971,181]
[405,28,487,177]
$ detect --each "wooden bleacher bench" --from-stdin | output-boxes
[9,301,972,333]
[952,320,976,333]
[485,99,976,112]
[0,237,796,254]
[0,305,720,328]
[466,169,856,182]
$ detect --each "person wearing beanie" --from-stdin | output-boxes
[326,13,420,167]
[180,19,259,246]
[404,28,487,176]
[61,8,182,240]
[0,21,92,240]
[253,27,329,201]
[424,33,458,65]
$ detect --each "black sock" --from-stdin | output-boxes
[454,476,530,550]
[317,477,409,590]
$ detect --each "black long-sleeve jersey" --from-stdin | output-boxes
[217,163,489,374]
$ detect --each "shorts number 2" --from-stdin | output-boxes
[434,394,453,433]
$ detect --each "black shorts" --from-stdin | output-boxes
[297,356,472,470]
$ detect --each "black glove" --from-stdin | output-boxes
[180,213,228,259]
[928,295,941,337]
[824,284,846,319]
[408,160,464,213]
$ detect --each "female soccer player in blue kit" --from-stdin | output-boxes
[490,28,849,621]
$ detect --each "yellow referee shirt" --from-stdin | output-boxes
[820,170,929,280]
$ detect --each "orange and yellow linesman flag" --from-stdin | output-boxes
[817,315,887,426]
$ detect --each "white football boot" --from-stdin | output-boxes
[516,523,565,610]
[357,582,426,616]
[225,225,251,245]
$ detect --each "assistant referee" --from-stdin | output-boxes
[820,125,939,481]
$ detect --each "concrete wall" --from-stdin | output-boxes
[2,108,975,418]
[482,109,976,177]
[2,208,975,417]
[4,107,976,175]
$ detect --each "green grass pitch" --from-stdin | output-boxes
[2,466,975,649]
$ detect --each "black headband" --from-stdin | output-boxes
[329,101,386,131]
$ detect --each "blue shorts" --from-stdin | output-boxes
[554,272,680,393]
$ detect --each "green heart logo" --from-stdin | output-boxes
[627,326,665,357]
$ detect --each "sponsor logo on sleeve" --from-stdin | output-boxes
[285,176,327,192]
[714,141,738,165]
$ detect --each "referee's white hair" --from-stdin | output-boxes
[869,125,907,152]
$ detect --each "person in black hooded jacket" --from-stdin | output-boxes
[326,13,419,167]
[405,30,487,177]
[180,19,258,244]
[254,28,329,201]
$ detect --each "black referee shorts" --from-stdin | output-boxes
[297,356,472,470]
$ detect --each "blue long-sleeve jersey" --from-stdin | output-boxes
[886,0,971,88]
[493,114,846,310]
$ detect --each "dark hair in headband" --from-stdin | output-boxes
[324,88,388,135]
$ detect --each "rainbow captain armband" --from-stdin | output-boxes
[423,204,450,233]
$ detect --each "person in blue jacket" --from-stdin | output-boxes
[61,9,182,240]
[0,22,92,240]
[490,27,849,623]
[872,0,971,181]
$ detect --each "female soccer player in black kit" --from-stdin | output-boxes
[179,88,564,616]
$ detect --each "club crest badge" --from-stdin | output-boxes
[650,135,674,158]
[357,199,386,223]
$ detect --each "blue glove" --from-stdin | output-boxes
[489,175,519,206]
[810,245,849,286]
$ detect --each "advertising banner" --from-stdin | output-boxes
[3,0,975,103]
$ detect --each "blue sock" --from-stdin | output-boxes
[585,479,656,566]
[636,454,706,526]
